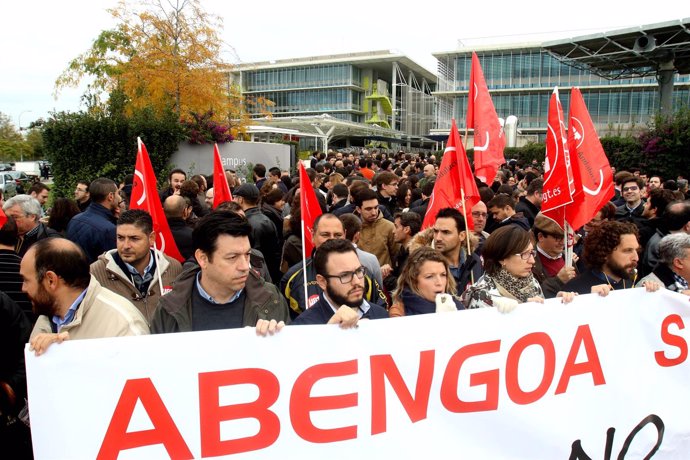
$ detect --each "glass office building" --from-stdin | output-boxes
[230,51,436,145]
[434,44,690,139]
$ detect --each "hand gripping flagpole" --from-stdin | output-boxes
[460,189,475,285]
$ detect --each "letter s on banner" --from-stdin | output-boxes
[655,314,688,367]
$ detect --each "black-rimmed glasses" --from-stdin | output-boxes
[323,266,366,284]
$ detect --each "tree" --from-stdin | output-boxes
[0,112,32,161]
[55,0,235,124]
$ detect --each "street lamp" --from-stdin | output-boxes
[17,110,32,162]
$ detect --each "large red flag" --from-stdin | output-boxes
[542,88,575,225]
[212,143,232,208]
[467,52,506,185]
[565,88,614,230]
[299,162,322,256]
[131,138,184,262]
[422,119,480,230]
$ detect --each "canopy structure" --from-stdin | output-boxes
[543,19,690,114]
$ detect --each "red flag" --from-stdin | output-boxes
[467,52,506,185]
[131,138,184,262]
[422,119,480,230]
[542,88,575,224]
[299,162,322,256]
[565,87,614,230]
[0,208,7,228]
[212,143,232,208]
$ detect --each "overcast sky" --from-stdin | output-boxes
[1,0,688,128]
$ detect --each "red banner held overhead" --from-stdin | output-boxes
[299,162,322,256]
[422,119,479,230]
[542,88,575,225]
[467,52,506,186]
[131,138,184,262]
[565,88,614,230]
[212,143,232,209]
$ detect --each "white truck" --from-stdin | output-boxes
[14,161,44,180]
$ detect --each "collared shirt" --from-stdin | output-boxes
[673,273,689,291]
[52,288,87,332]
[625,202,642,213]
[125,250,155,278]
[195,272,243,304]
[536,244,563,260]
[323,293,371,319]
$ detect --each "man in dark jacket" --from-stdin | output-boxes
[433,208,483,295]
[614,176,646,229]
[374,171,399,217]
[515,178,542,228]
[152,212,290,333]
[66,178,118,263]
[233,183,281,284]
[3,194,60,258]
[292,239,388,325]
[164,195,194,260]
[487,194,530,231]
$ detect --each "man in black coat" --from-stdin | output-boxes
[292,239,388,325]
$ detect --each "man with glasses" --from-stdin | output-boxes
[531,213,577,298]
[74,181,91,212]
[470,201,490,249]
[614,177,646,229]
[292,239,388,325]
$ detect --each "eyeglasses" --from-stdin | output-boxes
[323,266,366,284]
[515,249,537,260]
[622,185,639,192]
[471,212,488,218]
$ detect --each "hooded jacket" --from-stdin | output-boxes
[90,249,183,325]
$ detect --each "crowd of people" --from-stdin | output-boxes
[2,147,690,457]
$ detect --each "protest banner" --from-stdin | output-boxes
[26,288,690,459]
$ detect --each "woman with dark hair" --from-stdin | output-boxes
[47,198,81,236]
[260,183,286,255]
[389,247,464,317]
[462,226,575,311]
[280,191,303,273]
[396,182,412,210]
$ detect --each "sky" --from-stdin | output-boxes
[1,0,688,129]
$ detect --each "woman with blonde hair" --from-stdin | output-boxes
[389,247,464,317]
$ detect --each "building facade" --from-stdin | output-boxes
[434,43,690,140]
[230,51,436,149]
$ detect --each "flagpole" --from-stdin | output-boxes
[460,189,474,285]
[300,219,309,312]
[152,240,165,301]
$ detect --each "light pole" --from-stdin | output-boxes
[17,110,32,162]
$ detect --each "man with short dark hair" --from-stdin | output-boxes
[638,188,676,247]
[292,239,388,325]
[338,213,384,289]
[614,176,646,228]
[158,168,186,203]
[515,178,543,227]
[330,183,349,213]
[409,179,435,217]
[233,183,281,283]
[433,207,482,294]
[641,200,690,275]
[25,238,149,356]
[384,211,421,292]
[28,183,49,210]
[74,180,91,212]
[66,178,119,263]
[375,171,399,217]
[280,214,387,319]
[3,195,59,257]
[152,212,290,333]
[355,188,397,268]
[253,163,267,190]
[90,210,183,325]
[487,194,530,231]
[564,221,659,295]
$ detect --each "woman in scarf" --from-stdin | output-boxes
[462,226,575,312]
[389,247,464,317]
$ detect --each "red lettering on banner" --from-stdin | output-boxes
[440,340,501,413]
[198,368,280,457]
[97,378,193,460]
[655,314,688,367]
[555,325,606,394]
[370,350,435,435]
[289,360,358,443]
[506,333,556,405]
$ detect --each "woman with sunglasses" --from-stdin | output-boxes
[462,226,575,312]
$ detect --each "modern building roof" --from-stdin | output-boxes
[543,18,690,79]
[233,50,436,82]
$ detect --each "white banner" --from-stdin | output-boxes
[26,288,690,459]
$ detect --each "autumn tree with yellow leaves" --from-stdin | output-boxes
[56,0,269,139]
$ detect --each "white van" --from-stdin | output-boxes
[14,161,42,179]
